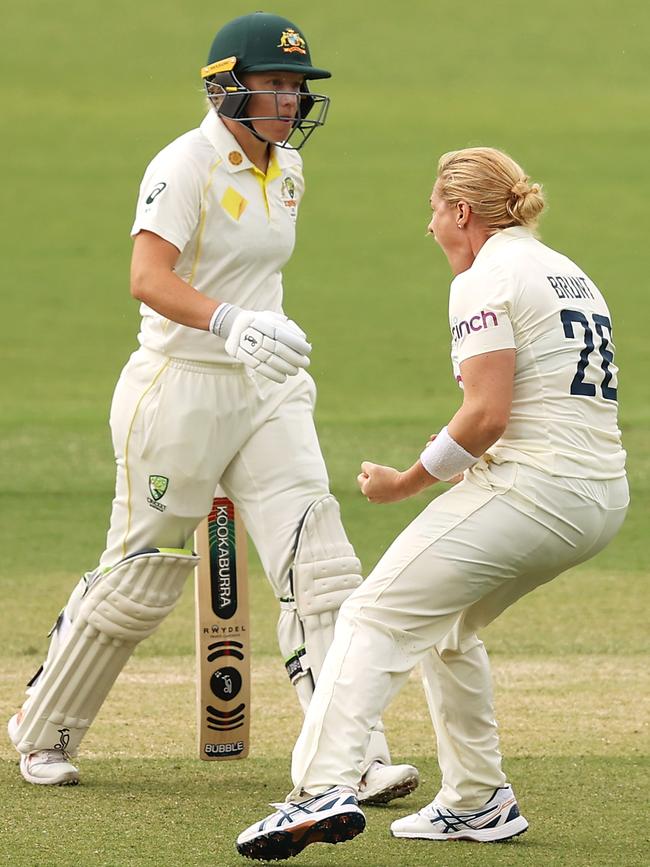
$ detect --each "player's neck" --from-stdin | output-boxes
[222,117,271,173]
[446,227,491,275]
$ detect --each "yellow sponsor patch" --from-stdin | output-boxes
[221,187,247,221]
[200,56,237,78]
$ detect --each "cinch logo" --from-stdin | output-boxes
[451,309,498,341]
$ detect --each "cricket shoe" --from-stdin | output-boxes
[8,713,79,786]
[390,784,528,842]
[236,786,365,861]
[358,760,420,805]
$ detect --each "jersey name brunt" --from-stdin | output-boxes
[547,274,594,300]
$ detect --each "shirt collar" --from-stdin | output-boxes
[473,225,534,265]
[199,110,287,179]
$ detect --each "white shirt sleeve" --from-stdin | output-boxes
[449,263,516,363]
[130,148,202,253]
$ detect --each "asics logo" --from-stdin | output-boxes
[145,182,167,204]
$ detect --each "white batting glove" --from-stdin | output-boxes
[210,303,311,384]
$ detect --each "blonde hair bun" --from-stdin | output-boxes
[436,147,546,232]
[508,177,545,225]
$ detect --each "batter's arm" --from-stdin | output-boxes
[130,229,219,330]
[130,230,310,383]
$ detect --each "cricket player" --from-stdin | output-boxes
[236,147,629,860]
[7,12,418,803]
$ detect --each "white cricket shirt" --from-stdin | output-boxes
[130,111,304,362]
[448,227,625,479]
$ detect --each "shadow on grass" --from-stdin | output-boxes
[1,756,647,867]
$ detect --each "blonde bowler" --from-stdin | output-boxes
[236,147,628,861]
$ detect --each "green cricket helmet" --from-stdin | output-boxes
[200,12,331,150]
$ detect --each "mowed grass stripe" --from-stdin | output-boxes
[0,755,647,867]
[1,655,646,762]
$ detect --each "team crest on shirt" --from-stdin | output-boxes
[282,176,295,201]
[148,475,169,512]
[281,176,297,220]
[277,29,307,55]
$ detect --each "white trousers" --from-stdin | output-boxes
[29,347,390,763]
[290,459,629,807]
[102,347,328,595]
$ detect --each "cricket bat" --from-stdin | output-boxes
[194,494,250,760]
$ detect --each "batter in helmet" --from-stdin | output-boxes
[201,12,331,150]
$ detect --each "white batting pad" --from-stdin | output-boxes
[278,495,363,708]
[11,548,198,756]
[293,496,363,616]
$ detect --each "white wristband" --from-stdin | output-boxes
[419,426,478,481]
[210,302,241,338]
[209,303,230,335]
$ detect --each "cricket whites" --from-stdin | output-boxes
[195,495,250,760]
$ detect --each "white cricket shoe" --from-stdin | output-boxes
[358,760,420,805]
[19,750,80,786]
[390,784,528,842]
[236,786,365,861]
[8,713,79,786]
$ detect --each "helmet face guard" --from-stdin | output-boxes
[201,64,330,151]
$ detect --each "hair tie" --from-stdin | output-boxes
[510,179,529,197]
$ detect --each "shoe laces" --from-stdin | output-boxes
[421,786,513,822]
[269,786,353,814]
[30,749,73,765]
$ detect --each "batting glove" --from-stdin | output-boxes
[211,303,311,384]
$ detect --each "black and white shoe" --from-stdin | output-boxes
[236,786,365,861]
[390,784,528,842]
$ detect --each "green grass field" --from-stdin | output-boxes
[1,1,649,865]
